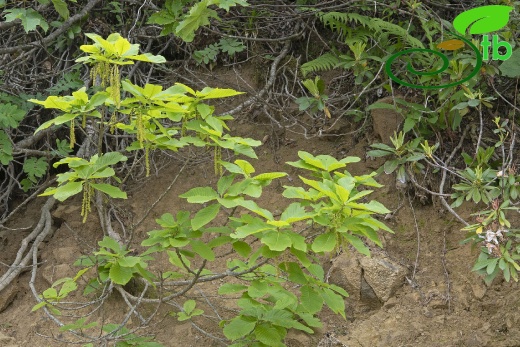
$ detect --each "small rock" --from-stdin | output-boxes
[471,279,487,299]
[359,254,408,302]
[328,252,362,301]
[370,96,404,145]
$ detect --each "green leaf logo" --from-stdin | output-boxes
[453,5,513,35]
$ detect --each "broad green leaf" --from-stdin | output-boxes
[233,144,258,159]
[98,236,121,252]
[290,249,311,267]
[262,309,296,329]
[280,262,307,284]
[298,313,322,329]
[364,200,391,214]
[311,232,336,253]
[300,285,323,314]
[403,117,415,133]
[343,234,370,257]
[126,53,166,63]
[319,287,345,319]
[191,203,220,230]
[51,0,69,19]
[147,10,177,25]
[85,33,115,55]
[23,157,47,182]
[59,318,98,332]
[248,279,268,298]
[109,262,134,285]
[232,241,251,257]
[218,0,249,12]
[90,183,127,199]
[472,257,499,271]
[183,299,196,315]
[234,199,273,220]
[197,87,244,99]
[4,8,48,33]
[287,232,307,252]
[453,5,513,35]
[190,239,215,261]
[175,0,219,42]
[0,103,26,128]
[218,283,248,294]
[280,202,312,223]
[223,317,256,341]
[254,323,283,346]
[261,230,292,252]
[29,95,72,111]
[298,151,327,170]
[87,167,115,179]
[92,152,127,168]
[57,280,77,297]
[114,36,132,55]
[117,256,141,268]
[234,159,255,176]
[179,186,218,203]
[32,302,47,312]
[52,181,83,201]
[328,283,349,297]
[217,174,234,195]
[253,172,287,181]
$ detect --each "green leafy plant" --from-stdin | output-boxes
[300,10,422,79]
[21,157,48,191]
[30,87,108,148]
[367,131,426,184]
[335,41,382,85]
[462,198,520,284]
[175,300,204,321]
[0,131,13,165]
[29,29,396,347]
[0,103,26,129]
[39,152,128,222]
[76,33,166,106]
[194,37,246,66]
[284,151,393,255]
[147,0,249,42]
[451,166,500,207]
[47,67,85,95]
[77,236,154,287]
[3,8,49,33]
[32,275,85,315]
[61,152,390,346]
[295,76,330,118]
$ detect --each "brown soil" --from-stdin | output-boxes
[1,68,519,347]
